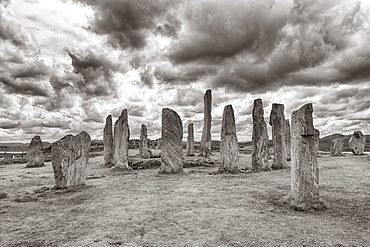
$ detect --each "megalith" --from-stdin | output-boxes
[285,119,291,161]
[112,109,131,170]
[139,124,150,159]
[186,123,195,156]
[291,103,320,208]
[200,89,212,157]
[330,138,344,156]
[159,108,183,174]
[269,103,287,169]
[219,105,239,173]
[26,135,44,168]
[103,115,114,166]
[251,99,269,171]
[349,131,366,155]
[52,131,91,189]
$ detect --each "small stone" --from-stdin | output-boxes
[186,123,195,156]
[26,136,44,168]
[330,138,344,156]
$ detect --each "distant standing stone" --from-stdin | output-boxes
[251,99,270,171]
[52,131,91,189]
[269,103,287,169]
[159,108,183,174]
[349,131,366,155]
[26,135,44,168]
[113,109,131,170]
[201,89,212,157]
[103,115,114,166]
[186,123,195,156]
[291,103,320,206]
[285,119,291,161]
[330,138,344,156]
[139,124,150,159]
[219,105,239,173]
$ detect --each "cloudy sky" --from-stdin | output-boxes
[1,0,370,143]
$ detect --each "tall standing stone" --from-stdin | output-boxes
[330,138,344,156]
[251,99,270,171]
[139,124,150,159]
[112,109,131,170]
[269,103,287,169]
[219,105,239,173]
[103,115,113,166]
[200,89,212,157]
[285,119,291,161]
[52,131,91,189]
[186,123,195,156]
[349,131,366,155]
[291,103,320,208]
[159,108,183,174]
[26,135,44,168]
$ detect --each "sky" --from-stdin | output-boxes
[0,0,370,143]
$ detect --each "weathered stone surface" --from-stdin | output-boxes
[330,138,344,156]
[285,119,291,161]
[291,103,320,206]
[251,99,270,171]
[159,108,183,174]
[139,124,150,159]
[269,103,287,169]
[200,89,212,157]
[103,115,113,166]
[186,123,195,156]
[113,109,131,170]
[26,136,44,168]
[219,105,239,173]
[349,131,366,155]
[52,131,91,189]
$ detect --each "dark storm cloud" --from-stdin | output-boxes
[74,0,182,49]
[0,74,51,97]
[11,61,49,78]
[154,64,217,84]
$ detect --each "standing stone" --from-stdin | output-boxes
[26,135,44,168]
[200,89,212,157]
[139,124,150,159]
[251,99,270,171]
[219,105,239,173]
[112,109,131,170]
[285,119,291,161]
[186,123,195,156]
[52,131,91,189]
[291,103,320,208]
[349,131,366,155]
[103,115,114,166]
[269,103,287,169]
[330,138,344,156]
[159,108,183,174]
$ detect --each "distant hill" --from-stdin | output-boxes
[0,142,51,152]
[319,133,370,152]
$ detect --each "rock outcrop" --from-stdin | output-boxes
[269,103,287,169]
[200,89,212,157]
[219,105,239,173]
[186,123,195,156]
[330,138,344,156]
[26,136,44,168]
[159,108,183,174]
[103,115,114,166]
[139,124,150,159]
[349,131,366,155]
[112,109,131,170]
[251,99,269,171]
[52,131,91,189]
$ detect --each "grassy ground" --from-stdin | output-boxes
[1,151,369,247]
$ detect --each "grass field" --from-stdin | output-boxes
[1,151,370,247]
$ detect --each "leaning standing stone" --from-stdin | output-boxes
[103,115,114,166]
[112,109,131,170]
[349,131,366,155]
[330,138,344,156]
[26,136,44,168]
[285,119,291,161]
[186,123,195,156]
[219,105,239,173]
[139,124,150,159]
[200,89,212,157]
[290,103,320,209]
[269,103,287,169]
[251,99,270,171]
[52,131,91,189]
[159,108,183,174]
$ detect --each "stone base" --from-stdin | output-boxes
[279,194,328,211]
[110,165,133,172]
[25,163,45,168]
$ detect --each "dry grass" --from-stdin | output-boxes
[1,151,370,247]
